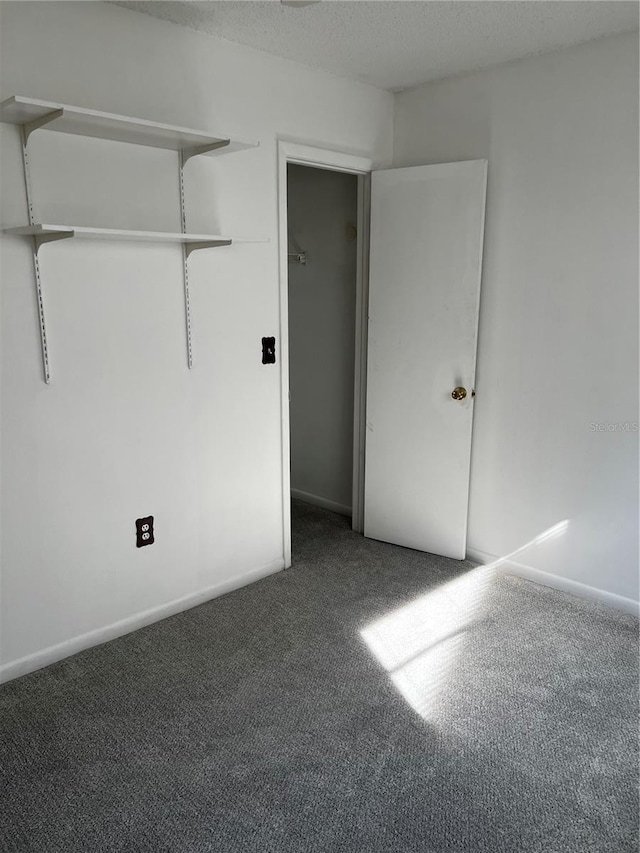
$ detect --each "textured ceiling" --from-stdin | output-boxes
[112,1,639,91]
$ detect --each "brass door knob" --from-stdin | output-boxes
[451,386,467,400]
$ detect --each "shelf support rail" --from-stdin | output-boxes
[178,145,232,366]
[178,149,194,369]
[20,124,59,384]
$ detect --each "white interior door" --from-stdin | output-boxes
[364,160,487,559]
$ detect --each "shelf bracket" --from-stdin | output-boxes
[180,140,230,164]
[185,239,232,258]
[23,108,65,143]
[34,231,75,254]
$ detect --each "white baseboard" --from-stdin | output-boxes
[466,547,639,617]
[291,488,351,517]
[0,558,284,685]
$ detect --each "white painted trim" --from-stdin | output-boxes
[291,488,352,518]
[277,141,293,568]
[461,159,488,556]
[279,141,375,175]
[466,547,639,616]
[351,174,371,534]
[0,558,284,685]
[277,139,373,567]
[465,547,498,565]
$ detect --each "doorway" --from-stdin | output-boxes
[278,143,486,568]
[287,163,358,530]
[278,142,373,567]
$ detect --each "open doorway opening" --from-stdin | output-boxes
[286,163,359,550]
[278,141,373,567]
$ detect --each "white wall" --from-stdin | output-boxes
[1,4,636,683]
[287,165,357,515]
[395,33,639,605]
[0,1,393,679]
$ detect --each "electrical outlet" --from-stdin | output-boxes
[262,336,276,364]
[136,516,154,548]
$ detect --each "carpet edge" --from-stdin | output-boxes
[0,557,285,684]
[466,547,639,617]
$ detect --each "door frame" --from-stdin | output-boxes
[277,140,373,567]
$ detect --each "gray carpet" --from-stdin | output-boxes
[0,500,638,853]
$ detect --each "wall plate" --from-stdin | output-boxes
[136,516,154,548]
